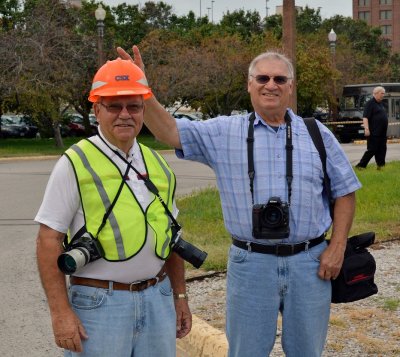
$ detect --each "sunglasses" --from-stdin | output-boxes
[250,74,292,85]
[99,102,144,115]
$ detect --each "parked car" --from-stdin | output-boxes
[0,114,38,138]
[16,115,39,138]
[171,112,202,121]
[334,109,364,143]
[67,114,98,136]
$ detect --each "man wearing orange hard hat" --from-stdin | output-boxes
[35,59,192,356]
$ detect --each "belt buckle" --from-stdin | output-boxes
[129,279,147,292]
[275,244,294,256]
[129,277,157,292]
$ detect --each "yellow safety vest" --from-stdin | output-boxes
[65,139,176,261]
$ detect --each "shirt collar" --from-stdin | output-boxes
[252,108,300,135]
[97,126,139,160]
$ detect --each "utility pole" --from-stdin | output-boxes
[282,0,297,112]
[266,0,269,18]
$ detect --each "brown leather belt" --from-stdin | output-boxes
[70,269,167,292]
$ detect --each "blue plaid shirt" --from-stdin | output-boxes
[176,109,361,244]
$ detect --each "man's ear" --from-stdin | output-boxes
[288,79,294,96]
[93,103,100,122]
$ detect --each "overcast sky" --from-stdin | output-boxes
[103,0,353,22]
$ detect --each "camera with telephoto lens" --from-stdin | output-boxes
[170,228,207,269]
[252,196,290,239]
[57,232,104,275]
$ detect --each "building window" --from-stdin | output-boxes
[379,0,392,5]
[358,0,370,6]
[381,25,392,35]
[380,10,392,20]
[358,11,371,22]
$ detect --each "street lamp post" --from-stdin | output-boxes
[211,0,215,23]
[328,28,338,121]
[95,4,106,68]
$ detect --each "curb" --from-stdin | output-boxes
[353,138,400,145]
[0,155,60,162]
[177,315,228,357]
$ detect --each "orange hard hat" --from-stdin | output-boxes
[88,58,152,102]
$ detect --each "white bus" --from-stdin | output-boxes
[335,83,400,143]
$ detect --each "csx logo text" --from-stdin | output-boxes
[115,75,129,81]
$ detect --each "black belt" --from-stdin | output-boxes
[232,234,326,256]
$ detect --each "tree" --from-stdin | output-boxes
[219,9,263,39]
[141,1,173,30]
[265,14,282,39]
[111,3,146,47]
[140,30,275,116]
[4,0,96,146]
[296,33,337,116]
[296,6,322,34]
[0,0,21,31]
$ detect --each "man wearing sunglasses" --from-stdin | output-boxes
[118,46,361,357]
[35,59,191,356]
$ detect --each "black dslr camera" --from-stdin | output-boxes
[170,227,208,269]
[57,232,104,275]
[252,197,290,239]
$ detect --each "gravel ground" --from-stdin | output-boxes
[186,240,400,357]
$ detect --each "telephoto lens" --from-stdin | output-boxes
[57,233,104,275]
[170,230,208,268]
[57,247,91,275]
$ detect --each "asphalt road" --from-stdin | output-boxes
[0,142,398,356]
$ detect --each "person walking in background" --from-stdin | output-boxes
[356,86,388,169]
[118,45,361,357]
[36,59,191,356]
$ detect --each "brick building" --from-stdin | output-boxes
[353,0,400,53]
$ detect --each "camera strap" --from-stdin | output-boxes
[247,111,293,205]
[97,134,182,233]
[63,163,130,249]
[303,117,334,218]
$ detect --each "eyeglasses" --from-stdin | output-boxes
[250,74,292,85]
[98,102,144,115]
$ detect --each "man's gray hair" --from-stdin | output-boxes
[373,86,385,94]
[248,52,294,80]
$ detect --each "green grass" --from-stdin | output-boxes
[382,298,400,311]
[177,188,230,271]
[177,162,400,271]
[0,134,171,157]
[353,161,400,240]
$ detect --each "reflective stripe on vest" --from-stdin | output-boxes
[65,139,176,261]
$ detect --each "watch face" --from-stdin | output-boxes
[174,293,188,300]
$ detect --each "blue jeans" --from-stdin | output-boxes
[226,241,331,357]
[65,277,176,357]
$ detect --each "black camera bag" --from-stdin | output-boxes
[304,118,378,303]
[330,232,378,303]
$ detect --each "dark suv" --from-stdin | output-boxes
[0,115,38,138]
[334,109,364,143]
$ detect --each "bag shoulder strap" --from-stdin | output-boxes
[303,117,334,218]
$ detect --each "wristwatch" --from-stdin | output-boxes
[173,293,188,300]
